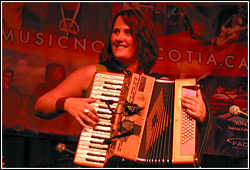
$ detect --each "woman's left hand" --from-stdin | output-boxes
[180,89,207,122]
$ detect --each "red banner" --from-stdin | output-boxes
[2,2,248,157]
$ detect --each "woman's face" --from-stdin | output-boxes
[111,16,137,64]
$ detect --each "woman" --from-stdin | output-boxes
[35,9,207,131]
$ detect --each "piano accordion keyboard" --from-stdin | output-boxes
[73,72,125,167]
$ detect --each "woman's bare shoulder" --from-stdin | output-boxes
[70,64,97,78]
[77,64,97,74]
[58,64,97,93]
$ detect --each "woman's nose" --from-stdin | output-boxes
[116,32,125,41]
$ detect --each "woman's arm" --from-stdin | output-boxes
[34,64,100,128]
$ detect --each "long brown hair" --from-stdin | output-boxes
[100,9,159,74]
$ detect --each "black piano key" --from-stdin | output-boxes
[89,144,108,150]
[93,127,111,133]
[98,105,108,109]
[96,122,111,127]
[103,85,121,91]
[104,80,123,85]
[100,98,118,103]
[91,134,109,140]
[86,157,105,163]
[87,152,106,157]
[101,92,120,98]
[97,109,112,114]
[90,139,105,144]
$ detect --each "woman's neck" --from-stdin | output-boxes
[124,60,143,74]
[105,57,143,74]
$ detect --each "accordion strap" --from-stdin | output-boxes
[195,91,213,167]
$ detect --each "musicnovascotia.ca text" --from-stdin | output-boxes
[158,48,248,70]
[3,28,248,71]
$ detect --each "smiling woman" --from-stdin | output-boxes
[111,16,138,69]
[100,9,159,75]
[35,7,208,140]
[34,8,210,167]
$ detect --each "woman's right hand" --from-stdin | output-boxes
[63,97,100,129]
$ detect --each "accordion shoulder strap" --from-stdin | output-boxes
[96,63,109,72]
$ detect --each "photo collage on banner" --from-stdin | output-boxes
[2,2,248,158]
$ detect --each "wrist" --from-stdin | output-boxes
[55,97,70,113]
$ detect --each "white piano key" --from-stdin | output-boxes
[91,133,110,139]
[76,153,106,163]
[76,150,107,160]
[89,143,109,150]
[91,94,120,102]
[96,121,111,127]
[97,114,112,120]
[96,108,112,114]
[93,125,111,132]
[91,86,120,93]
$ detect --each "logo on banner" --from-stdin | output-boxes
[59,18,80,35]
[59,2,81,36]
[227,138,248,150]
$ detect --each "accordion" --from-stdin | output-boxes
[73,72,201,167]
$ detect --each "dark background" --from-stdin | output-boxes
[2,133,248,168]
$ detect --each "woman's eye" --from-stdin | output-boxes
[113,29,119,34]
[125,30,131,34]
